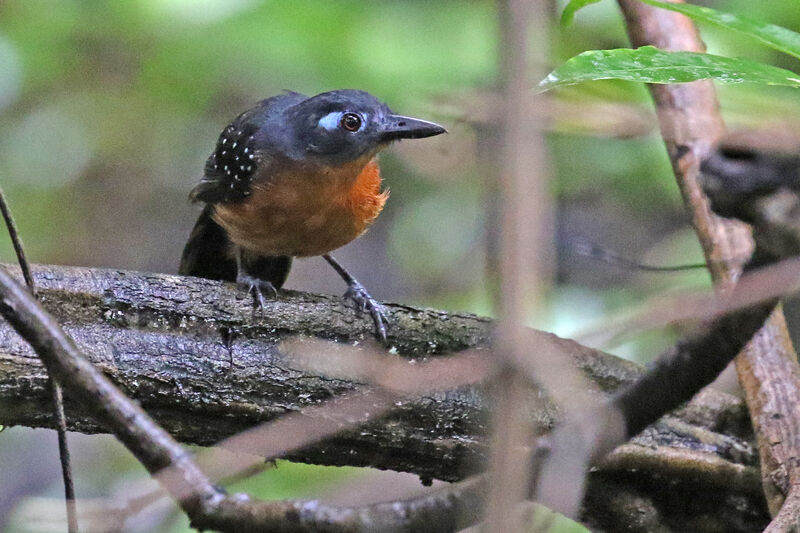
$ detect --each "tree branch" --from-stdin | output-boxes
[617,0,800,525]
[0,263,770,531]
[0,187,78,533]
[0,262,631,482]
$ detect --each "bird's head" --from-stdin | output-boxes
[281,89,446,165]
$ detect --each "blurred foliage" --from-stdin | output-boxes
[1,0,799,531]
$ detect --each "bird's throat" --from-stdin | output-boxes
[340,157,389,231]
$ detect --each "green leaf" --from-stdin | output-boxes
[637,0,800,60]
[538,46,800,91]
[561,0,603,26]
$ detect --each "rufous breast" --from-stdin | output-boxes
[213,157,388,257]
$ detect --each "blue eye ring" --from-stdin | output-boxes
[339,112,362,132]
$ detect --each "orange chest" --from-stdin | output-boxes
[213,157,389,257]
[336,158,387,225]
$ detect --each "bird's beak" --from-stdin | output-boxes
[379,114,447,141]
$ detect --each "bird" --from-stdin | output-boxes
[179,89,446,343]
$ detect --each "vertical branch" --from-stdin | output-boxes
[50,381,78,533]
[0,190,35,293]
[616,0,735,280]
[0,188,78,533]
[485,0,551,530]
[617,0,800,526]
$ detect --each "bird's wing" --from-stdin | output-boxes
[190,92,305,204]
[190,120,262,204]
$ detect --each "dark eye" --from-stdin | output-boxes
[339,112,362,132]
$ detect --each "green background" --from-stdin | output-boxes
[1,0,798,531]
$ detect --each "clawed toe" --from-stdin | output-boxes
[344,282,389,345]
[236,275,277,314]
[321,254,389,345]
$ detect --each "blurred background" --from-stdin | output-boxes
[1,0,799,531]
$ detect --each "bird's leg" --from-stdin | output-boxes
[235,248,277,312]
[323,254,388,344]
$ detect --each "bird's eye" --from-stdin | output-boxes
[339,112,362,132]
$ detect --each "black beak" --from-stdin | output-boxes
[379,114,447,141]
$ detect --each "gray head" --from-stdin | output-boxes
[281,89,446,164]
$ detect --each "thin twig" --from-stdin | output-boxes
[51,380,78,533]
[569,238,707,272]
[576,255,800,348]
[0,188,35,293]
[0,187,78,533]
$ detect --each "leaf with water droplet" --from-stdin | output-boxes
[637,0,800,61]
[537,46,800,92]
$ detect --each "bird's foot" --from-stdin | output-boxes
[236,273,278,315]
[343,280,388,345]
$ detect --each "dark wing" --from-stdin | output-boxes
[189,121,261,204]
[189,92,306,204]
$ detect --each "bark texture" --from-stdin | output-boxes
[0,263,770,530]
[0,263,634,481]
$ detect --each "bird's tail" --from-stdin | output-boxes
[179,206,292,289]
[179,205,237,281]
